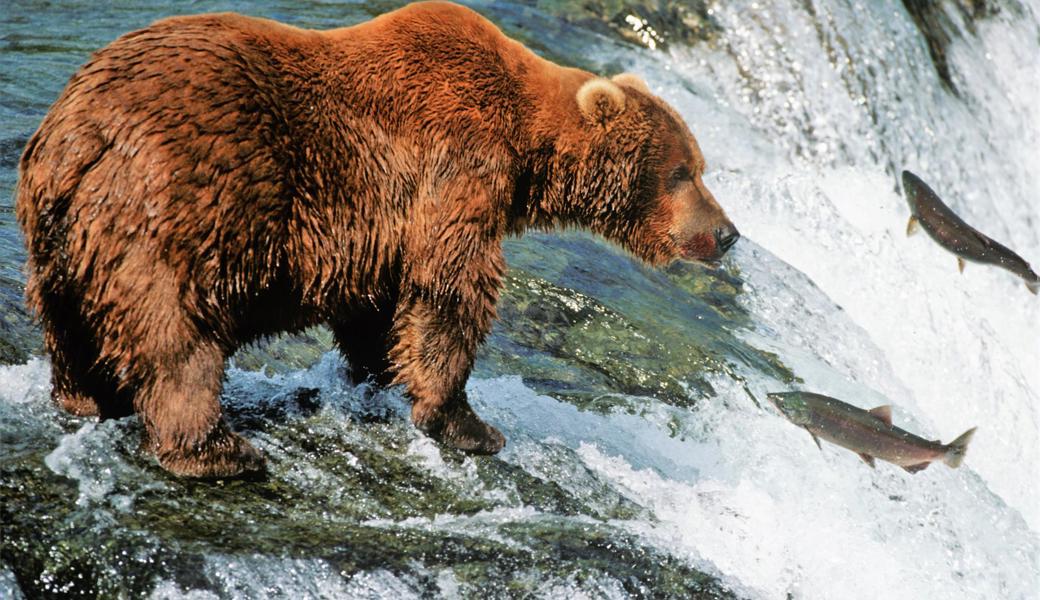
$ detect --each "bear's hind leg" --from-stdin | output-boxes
[136,341,265,478]
[331,305,396,386]
[40,301,132,418]
[49,339,135,419]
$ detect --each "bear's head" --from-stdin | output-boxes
[544,73,739,267]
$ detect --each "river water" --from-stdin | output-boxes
[1,1,1038,598]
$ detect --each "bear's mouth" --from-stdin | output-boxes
[677,232,722,265]
[675,225,739,267]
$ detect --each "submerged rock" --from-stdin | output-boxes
[0,364,734,598]
[481,233,795,414]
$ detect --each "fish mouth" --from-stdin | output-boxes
[902,170,923,194]
[766,393,785,408]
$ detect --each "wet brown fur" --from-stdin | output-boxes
[17,1,734,477]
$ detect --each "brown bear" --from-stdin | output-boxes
[17,1,738,478]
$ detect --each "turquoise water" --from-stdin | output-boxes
[2,1,1038,598]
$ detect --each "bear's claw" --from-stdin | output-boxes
[156,429,267,479]
[442,418,506,455]
[420,399,506,455]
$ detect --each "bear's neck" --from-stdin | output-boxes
[504,53,602,234]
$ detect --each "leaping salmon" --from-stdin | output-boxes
[902,170,1039,294]
[768,391,976,473]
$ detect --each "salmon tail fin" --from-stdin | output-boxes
[943,427,977,468]
[1026,279,1038,295]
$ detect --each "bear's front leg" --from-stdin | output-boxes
[390,176,508,454]
[390,293,506,454]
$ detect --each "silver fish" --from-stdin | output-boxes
[902,170,1039,294]
[768,391,976,473]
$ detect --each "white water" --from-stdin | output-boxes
[692,0,1040,531]
[598,0,1040,596]
[3,0,1039,597]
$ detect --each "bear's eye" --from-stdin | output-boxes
[669,165,691,187]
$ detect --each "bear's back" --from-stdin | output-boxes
[16,3,538,318]
[21,3,532,207]
[19,13,322,212]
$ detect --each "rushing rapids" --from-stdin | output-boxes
[1,1,1037,598]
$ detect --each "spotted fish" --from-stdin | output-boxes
[903,170,1039,294]
[768,391,976,473]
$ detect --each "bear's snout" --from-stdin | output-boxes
[677,220,739,265]
[714,223,740,255]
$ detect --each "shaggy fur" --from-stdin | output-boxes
[17,1,737,477]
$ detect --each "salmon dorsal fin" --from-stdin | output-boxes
[868,405,892,427]
[858,453,876,468]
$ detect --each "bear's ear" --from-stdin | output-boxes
[612,73,651,95]
[576,78,626,125]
